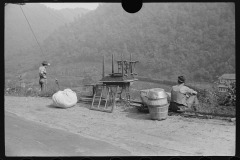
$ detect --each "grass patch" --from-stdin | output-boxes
[5,80,59,98]
[5,65,235,117]
[129,81,235,117]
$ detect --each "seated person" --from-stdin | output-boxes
[169,76,199,113]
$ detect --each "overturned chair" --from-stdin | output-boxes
[90,84,119,113]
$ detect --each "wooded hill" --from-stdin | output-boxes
[5,3,235,82]
[5,3,89,75]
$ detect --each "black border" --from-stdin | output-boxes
[3,0,239,160]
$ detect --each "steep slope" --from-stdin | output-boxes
[5,3,89,67]
[6,3,235,82]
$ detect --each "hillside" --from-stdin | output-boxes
[5,3,89,75]
[5,3,235,82]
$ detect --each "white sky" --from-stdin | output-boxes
[41,3,99,10]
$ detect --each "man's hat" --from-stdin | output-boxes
[178,76,185,83]
[42,61,50,66]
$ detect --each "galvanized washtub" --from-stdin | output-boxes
[140,88,171,107]
[139,88,171,120]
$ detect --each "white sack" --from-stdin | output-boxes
[52,88,78,108]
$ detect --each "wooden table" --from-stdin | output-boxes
[84,79,137,112]
[99,79,137,109]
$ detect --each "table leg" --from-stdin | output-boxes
[109,86,118,113]
[124,84,131,108]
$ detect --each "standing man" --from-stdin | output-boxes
[39,61,50,92]
[169,76,199,113]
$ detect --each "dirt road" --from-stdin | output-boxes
[5,111,131,156]
[4,96,235,156]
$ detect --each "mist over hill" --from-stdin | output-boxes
[5,3,89,74]
[5,3,235,82]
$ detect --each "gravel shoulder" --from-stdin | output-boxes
[4,96,236,156]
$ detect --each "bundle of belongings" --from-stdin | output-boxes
[52,88,78,108]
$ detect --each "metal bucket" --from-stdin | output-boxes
[147,88,169,120]
[148,104,169,120]
[147,88,167,99]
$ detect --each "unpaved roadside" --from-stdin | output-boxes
[5,111,131,156]
[4,96,235,156]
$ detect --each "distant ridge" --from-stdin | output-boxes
[5,3,89,58]
[5,3,235,83]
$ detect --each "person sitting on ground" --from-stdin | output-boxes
[169,76,199,113]
[39,61,50,92]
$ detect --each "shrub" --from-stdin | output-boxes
[221,82,236,106]
[196,81,236,110]
[5,78,60,98]
[38,83,59,97]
